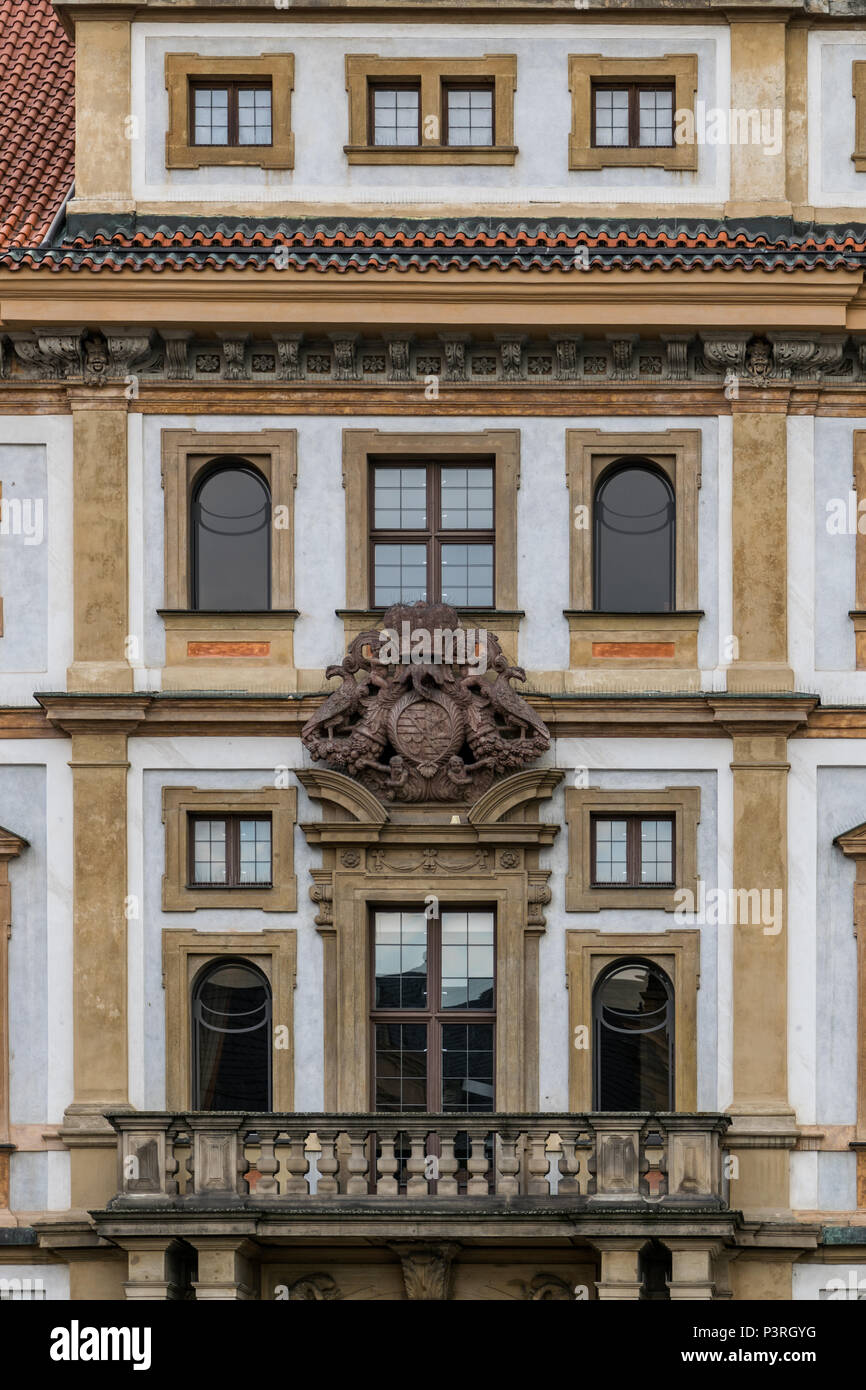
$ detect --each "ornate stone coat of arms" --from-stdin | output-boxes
[301,602,550,803]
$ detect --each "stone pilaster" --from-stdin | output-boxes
[0,826,28,1223]
[725,18,790,218]
[664,1239,724,1300]
[67,387,133,693]
[727,409,794,693]
[190,1238,259,1300]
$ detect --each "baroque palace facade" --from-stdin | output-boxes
[1,0,866,1303]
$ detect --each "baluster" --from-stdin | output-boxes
[405,1133,428,1197]
[376,1134,399,1196]
[467,1130,489,1196]
[316,1132,339,1195]
[254,1128,278,1196]
[283,1136,310,1194]
[527,1130,551,1195]
[437,1131,459,1197]
[164,1125,179,1196]
[557,1129,581,1196]
[345,1132,370,1195]
[496,1131,520,1197]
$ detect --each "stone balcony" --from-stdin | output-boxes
[104,1111,731,1211]
[89,1113,742,1298]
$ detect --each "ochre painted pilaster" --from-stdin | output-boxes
[0,827,28,1224]
[67,389,133,693]
[728,410,794,693]
[726,19,790,217]
[70,19,132,212]
[714,706,804,1215]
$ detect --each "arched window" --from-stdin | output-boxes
[593,461,675,613]
[192,959,272,1110]
[593,959,674,1110]
[191,460,271,611]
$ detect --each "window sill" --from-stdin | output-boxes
[564,610,702,691]
[344,143,517,165]
[569,142,697,171]
[159,611,299,693]
[336,607,524,668]
[167,141,294,171]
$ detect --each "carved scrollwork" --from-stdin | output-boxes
[301,601,551,804]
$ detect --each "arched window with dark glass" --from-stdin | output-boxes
[593,959,674,1111]
[593,460,675,613]
[191,459,271,611]
[192,959,272,1109]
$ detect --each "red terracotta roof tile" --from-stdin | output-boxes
[0,0,74,249]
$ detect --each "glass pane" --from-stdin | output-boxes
[192,462,270,610]
[238,86,272,145]
[640,818,673,883]
[446,87,493,146]
[440,465,493,529]
[193,87,229,145]
[594,818,628,884]
[375,1022,427,1109]
[373,87,420,145]
[594,86,629,146]
[238,818,271,884]
[595,963,672,1110]
[638,87,673,147]
[375,911,428,1009]
[194,962,270,1109]
[441,1022,494,1112]
[374,466,427,529]
[191,819,228,884]
[440,543,493,607]
[594,463,675,613]
[374,543,427,605]
[439,911,494,1011]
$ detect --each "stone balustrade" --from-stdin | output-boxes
[107,1112,731,1210]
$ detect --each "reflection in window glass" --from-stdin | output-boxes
[594,462,675,612]
[193,961,271,1109]
[593,961,673,1110]
[191,462,271,611]
[594,87,629,146]
[373,87,420,145]
[446,88,494,145]
[193,87,229,145]
[237,88,272,145]
[374,912,428,1010]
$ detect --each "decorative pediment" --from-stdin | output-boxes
[834,821,866,857]
[0,825,28,860]
[301,601,551,804]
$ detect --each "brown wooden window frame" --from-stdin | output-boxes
[442,80,496,147]
[367,79,422,148]
[368,458,496,609]
[590,80,675,150]
[368,904,496,1114]
[187,812,273,890]
[589,812,675,889]
[188,78,274,149]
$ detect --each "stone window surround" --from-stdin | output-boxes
[165,53,295,169]
[853,61,866,172]
[344,54,517,164]
[296,766,561,1112]
[565,929,699,1111]
[162,785,297,912]
[340,428,521,656]
[568,54,699,171]
[161,428,297,611]
[564,429,702,677]
[162,929,296,1110]
[565,785,700,912]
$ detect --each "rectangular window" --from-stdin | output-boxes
[190,81,273,147]
[444,84,494,146]
[592,83,674,149]
[591,814,674,887]
[370,461,495,607]
[371,908,495,1112]
[371,84,421,146]
[189,814,272,887]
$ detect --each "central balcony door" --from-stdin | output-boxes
[370,907,495,1113]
